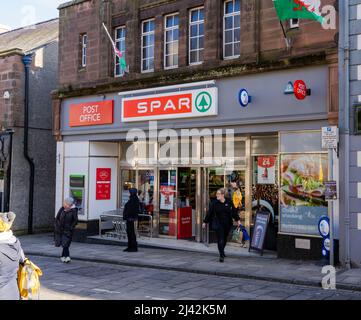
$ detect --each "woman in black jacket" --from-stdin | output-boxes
[123,188,140,252]
[203,188,240,262]
[54,197,78,263]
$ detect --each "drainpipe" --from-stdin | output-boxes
[339,0,351,269]
[4,129,14,212]
[22,54,35,235]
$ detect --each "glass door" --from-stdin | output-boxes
[120,169,137,207]
[158,169,177,237]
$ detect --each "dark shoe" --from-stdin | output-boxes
[127,248,138,252]
[219,256,224,263]
[123,248,129,252]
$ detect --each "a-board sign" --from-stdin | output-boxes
[249,211,270,256]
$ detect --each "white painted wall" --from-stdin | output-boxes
[88,157,118,220]
[55,142,64,217]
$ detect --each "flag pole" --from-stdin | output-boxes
[279,20,291,49]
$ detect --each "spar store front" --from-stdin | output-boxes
[57,65,339,260]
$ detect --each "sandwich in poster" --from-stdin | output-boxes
[281,154,327,207]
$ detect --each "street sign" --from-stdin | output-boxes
[322,126,338,149]
[325,181,337,200]
[294,80,307,100]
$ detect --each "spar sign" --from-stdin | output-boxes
[121,87,218,122]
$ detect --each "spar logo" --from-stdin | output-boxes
[195,92,212,113]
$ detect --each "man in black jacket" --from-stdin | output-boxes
[203,188,240,262]
[123,188,140,252]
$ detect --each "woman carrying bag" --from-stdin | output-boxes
[202,188,241,262]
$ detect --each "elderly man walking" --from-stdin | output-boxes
[54,197,78,263]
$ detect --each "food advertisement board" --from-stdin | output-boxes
[280,154,328,236]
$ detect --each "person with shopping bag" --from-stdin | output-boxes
[0,212,25,300]
[202,188,241,262]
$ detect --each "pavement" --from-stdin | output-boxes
[18,233,361,292]
[28,255,361,300]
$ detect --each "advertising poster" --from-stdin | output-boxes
[96,168,111,200]
[257,156,276,184]
[280,154,328,235]
[160,185,175,210]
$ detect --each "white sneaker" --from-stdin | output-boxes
[60,257,66,263]
[65,257,71,263]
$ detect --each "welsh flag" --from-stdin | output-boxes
[102,23,129,76]
[273,0,324,24]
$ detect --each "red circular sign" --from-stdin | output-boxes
[294,80,307,100]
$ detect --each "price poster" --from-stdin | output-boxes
[96,168,111,200]
[257,156,276,185]
[160,185,175,210]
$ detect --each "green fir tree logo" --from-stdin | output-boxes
[195,92,212,113]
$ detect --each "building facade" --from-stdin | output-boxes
[0,19,58,233]
[339,1,361,268]
[54,0,339,261]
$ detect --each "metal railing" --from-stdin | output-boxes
[99,209,153,240]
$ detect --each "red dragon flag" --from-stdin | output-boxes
[273,0,324,24]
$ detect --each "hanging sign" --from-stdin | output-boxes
[96,168,111,200]
[160,185,175,210]
[69,100,114,127]
[121,87,218,122]
[293,80,311,100]
[238,88,252,107]
[257,156,276,184]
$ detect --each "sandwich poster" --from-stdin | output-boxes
[280,154,328,235]
[257,156,276,185]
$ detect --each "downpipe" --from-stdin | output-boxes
[22,54,35,235]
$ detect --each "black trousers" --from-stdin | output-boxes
[216,225,231,257]
[61,246,70,257]
[126,220,138,250]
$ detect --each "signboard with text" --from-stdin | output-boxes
[69,100,114,127]
[96,168,111,200]
[322,126,338,149]
[121,87,218,122]
[257,156,276,185]
[160,185,175,210]
[249,211,270,255]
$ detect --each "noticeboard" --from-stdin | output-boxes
[249,211,270,256]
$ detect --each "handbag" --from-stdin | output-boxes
[232,226,241,241]
[18,258,43,300]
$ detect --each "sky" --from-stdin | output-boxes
[0,0,65,30]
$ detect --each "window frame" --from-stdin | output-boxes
[81,33,87,68]
[114,25,126,78]
[164,13,180,70]
[289,18,299,29]
[189,6,205,66]
[223,0,241,60]
[141,18,155,73]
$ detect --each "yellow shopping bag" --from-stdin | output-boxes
[17,259,43,300]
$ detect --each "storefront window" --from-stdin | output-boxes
[138,170,154,215]
[251,136,278,155]
[280,131,325,153]
[159,169,177,236]
[121,170,136,207]
[279,153,328,236]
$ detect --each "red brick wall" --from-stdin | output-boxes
[58,0,338,90]
[0,54,24,127]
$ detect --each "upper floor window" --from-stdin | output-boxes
[115,26,126,77]
[223,0,240,59]
[141,19,155,73]
[164,13,179,69]
[189,7,204,65]
[80,33,87,68]
[289,18,299,29]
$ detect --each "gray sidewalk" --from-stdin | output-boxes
[18,233,361,292]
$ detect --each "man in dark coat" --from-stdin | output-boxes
[0,212,25,300]
[202,188,240,262]
[123,188,140,252]
[55,197,78,263]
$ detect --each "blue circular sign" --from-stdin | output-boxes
[239,89,251,107]
[318,216,330,238]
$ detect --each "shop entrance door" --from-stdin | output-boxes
[202,168,247,245]
[158,169,177,238]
